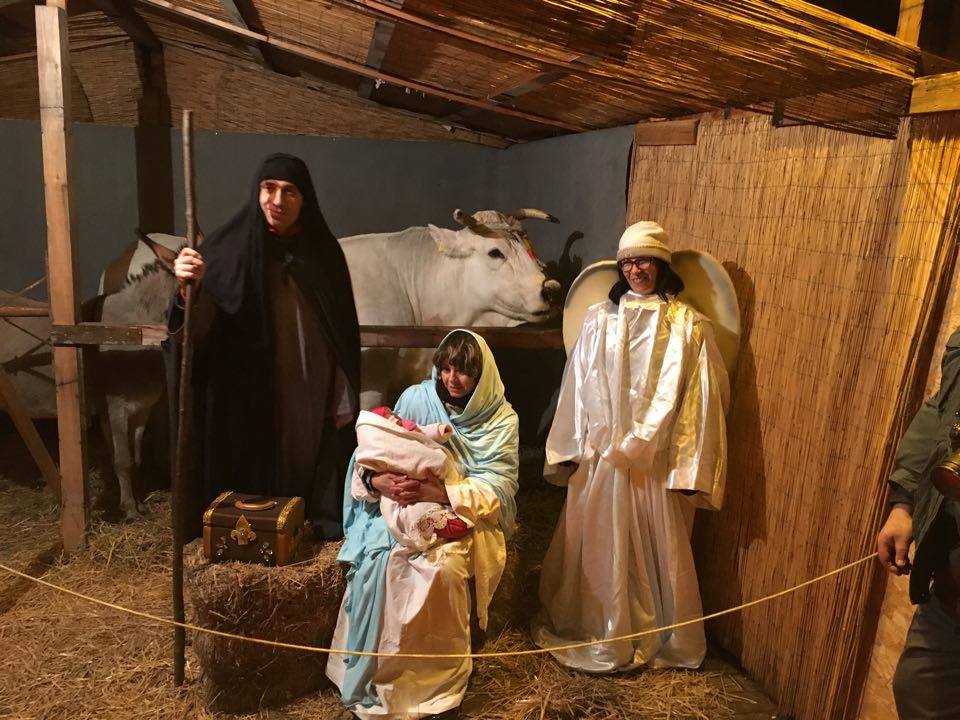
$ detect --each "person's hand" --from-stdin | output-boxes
[371,472,421,506]
[174,247,205,288]
[877,504,914,575]
[383,472,449,506]
[415,472,450,505]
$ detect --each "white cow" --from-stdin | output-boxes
[106,209,563,408]
[341,208,562,405]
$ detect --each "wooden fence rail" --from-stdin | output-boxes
[46,323,564,349]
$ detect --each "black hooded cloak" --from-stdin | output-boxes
[164,154,360,539]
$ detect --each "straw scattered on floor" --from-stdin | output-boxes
[0,471,748,719]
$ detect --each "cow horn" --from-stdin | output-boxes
[453,209,498,237]
[509,208,559,224]
[453,209,478,228]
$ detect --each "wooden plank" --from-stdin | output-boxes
[49,322,562,350]
[897,0,924,46]
[0,365,61,501]
[90,0,161,50]
[634,118,699,146]
[36,3,88,552]
[910,70,960,114]
[51,322,168,347]
[0,305,49,317]
[359,325,564,350]
[357,2,403,100]
[217,0,279,72]
[133,0,587,133]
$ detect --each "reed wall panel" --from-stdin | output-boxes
[858,113,960,720]
[627,111,960,719]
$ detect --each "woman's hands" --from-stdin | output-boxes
[371,471,450,506]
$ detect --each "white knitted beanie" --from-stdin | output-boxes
[616,221,671,263]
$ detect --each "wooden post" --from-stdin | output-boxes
[897,0,925,46]
[36,2,89,552]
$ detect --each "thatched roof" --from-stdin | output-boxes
[0,0,919,144]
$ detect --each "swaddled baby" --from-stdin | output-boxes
[353,406,470,551]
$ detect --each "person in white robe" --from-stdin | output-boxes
[532,221,729,674]
[328,330,519,718]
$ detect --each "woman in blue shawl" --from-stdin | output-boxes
[328,330,519,719]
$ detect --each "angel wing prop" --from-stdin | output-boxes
[562,250,741,376]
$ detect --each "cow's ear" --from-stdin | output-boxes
[137,231,179,274]
[428,224,473,258]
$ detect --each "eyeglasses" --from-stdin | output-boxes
[618,257,655,273]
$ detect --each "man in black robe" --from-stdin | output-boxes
[165,154,360,539]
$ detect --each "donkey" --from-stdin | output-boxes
[91,236,180,519]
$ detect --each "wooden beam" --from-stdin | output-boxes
[357,0,403,99]
[634,118,699,146]
[35,3,89,552]
[486,69,579,103]
[133,0,588,133]
[48,322,562,350]
[90,0,161,51]
[440,56,598,128]
[0,305,49,317]
[910,70,960,114]
[0,366,61,501]
[343,0,597,73]
[132,35,174,233]
[50,322,168,347]
[897,0,925,46]
[360,325,563,350]
[217,0,283,73]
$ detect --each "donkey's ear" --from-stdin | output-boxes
[136,229,179,274]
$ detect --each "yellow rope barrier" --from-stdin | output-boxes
[0,552,878,660]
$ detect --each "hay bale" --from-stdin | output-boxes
[183,538,346,713]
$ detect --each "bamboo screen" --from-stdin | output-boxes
[626,111,960,719]
[859,112,960,720]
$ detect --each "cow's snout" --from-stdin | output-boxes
[541,278,561,305]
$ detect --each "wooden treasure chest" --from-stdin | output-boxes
[203,492,305,566]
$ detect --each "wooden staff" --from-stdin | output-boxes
[172,108,198,686]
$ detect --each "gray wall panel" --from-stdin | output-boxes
[0,119,633,301]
